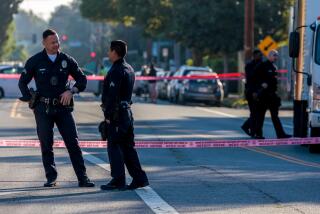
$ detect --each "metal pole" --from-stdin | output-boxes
[244,0,255,62]
[295,0,306,101]
[293,0,308,138]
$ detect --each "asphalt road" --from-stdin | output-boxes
[0,95,320,214]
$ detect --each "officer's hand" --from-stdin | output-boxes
[60,90,73,106]
[262,83,268,89]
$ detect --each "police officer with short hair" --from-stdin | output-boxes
[100,40,149,190]
[18,29,94,188]
[254,49,291,139]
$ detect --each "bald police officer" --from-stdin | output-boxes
[18,29,94,187]
[100,40,149,190]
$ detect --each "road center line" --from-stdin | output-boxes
[244,147,320,169]
[195,107,320,168]
[82,151,179,214]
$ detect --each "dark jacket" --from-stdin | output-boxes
[254,60,279,102]
[101,58,135,120]
[18,49,86,100]
[244,59,262,95]
[257,60,278,92]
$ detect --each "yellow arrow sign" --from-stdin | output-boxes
[258,36,278,57]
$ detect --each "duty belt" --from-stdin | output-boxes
[39,97,60,106]
[120,101,132,109]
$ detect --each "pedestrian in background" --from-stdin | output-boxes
[100,40,149,191]
[18,29,95,188]
[241,49,263,138]
[254,49,291,139]
[148,63,157,103]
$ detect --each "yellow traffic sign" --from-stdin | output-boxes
[258,36,278,56]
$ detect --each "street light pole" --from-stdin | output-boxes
[244,0,255,62]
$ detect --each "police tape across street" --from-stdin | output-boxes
[0,137,319,148]
[0,69,288,81]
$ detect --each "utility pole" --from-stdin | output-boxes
[244,0,255,62]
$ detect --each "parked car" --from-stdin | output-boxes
[0,65,35,99]
[0,66,100,99]
[81,68,101,96]
[167,66,224,106]
[157,71,175,100]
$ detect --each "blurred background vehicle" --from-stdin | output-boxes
[133,71,149,99]
[81,68,101,96]
[156,71,175,100]
[167,66,224,106]
[0,64,32,99]
[0,65,100,99]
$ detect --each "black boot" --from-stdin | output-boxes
[127,180,149,190]
[100,179,126,191]
[44,178,57,187]
[78,177,95,187]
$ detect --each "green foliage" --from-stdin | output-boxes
[79,0,294,65]
[0,22,17,60]
[0,0,22,60]
[255,0,294,43]
[49,4,95,66]
[10,45,29,61]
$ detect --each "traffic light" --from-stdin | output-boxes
[61,34,68,41]
[90,51,96,58]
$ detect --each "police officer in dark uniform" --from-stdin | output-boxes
[18,29,94,187]
[241,49,262,137]
[254,50,291,139]
[100,40,149,190]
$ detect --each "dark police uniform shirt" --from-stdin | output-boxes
[257,60,278,93]
[19,49,87,100]
[101,58,135,120]
[245,59,261,94]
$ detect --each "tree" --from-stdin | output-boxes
[14,10,48,56]
[49,3,95,66]
[255,0,294,43]
[0,0,22,60]
[79,0,294,66]
[0,22,17,60]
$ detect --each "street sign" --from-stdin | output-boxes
[162,48,169,57]
[258,35,278,56]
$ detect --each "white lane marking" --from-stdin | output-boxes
[10,100,19,118]
[196,107,293,129]
[9,100,28,119]
[0,191,23,196]
[82,151,179,214]
[195,107,237,118]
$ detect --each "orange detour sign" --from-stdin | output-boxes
[258,35,278,56]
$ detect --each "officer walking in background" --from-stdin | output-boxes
[254,49,292,139]
[18,29,95,188]
[100,40,149,191]
[148,63,157,103]
[241,49,263,138]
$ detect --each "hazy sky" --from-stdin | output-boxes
[19,0,73,21]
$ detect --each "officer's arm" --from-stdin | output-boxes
[103,69,123,119]
[18,58,35,101]
[69,57,87,92]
